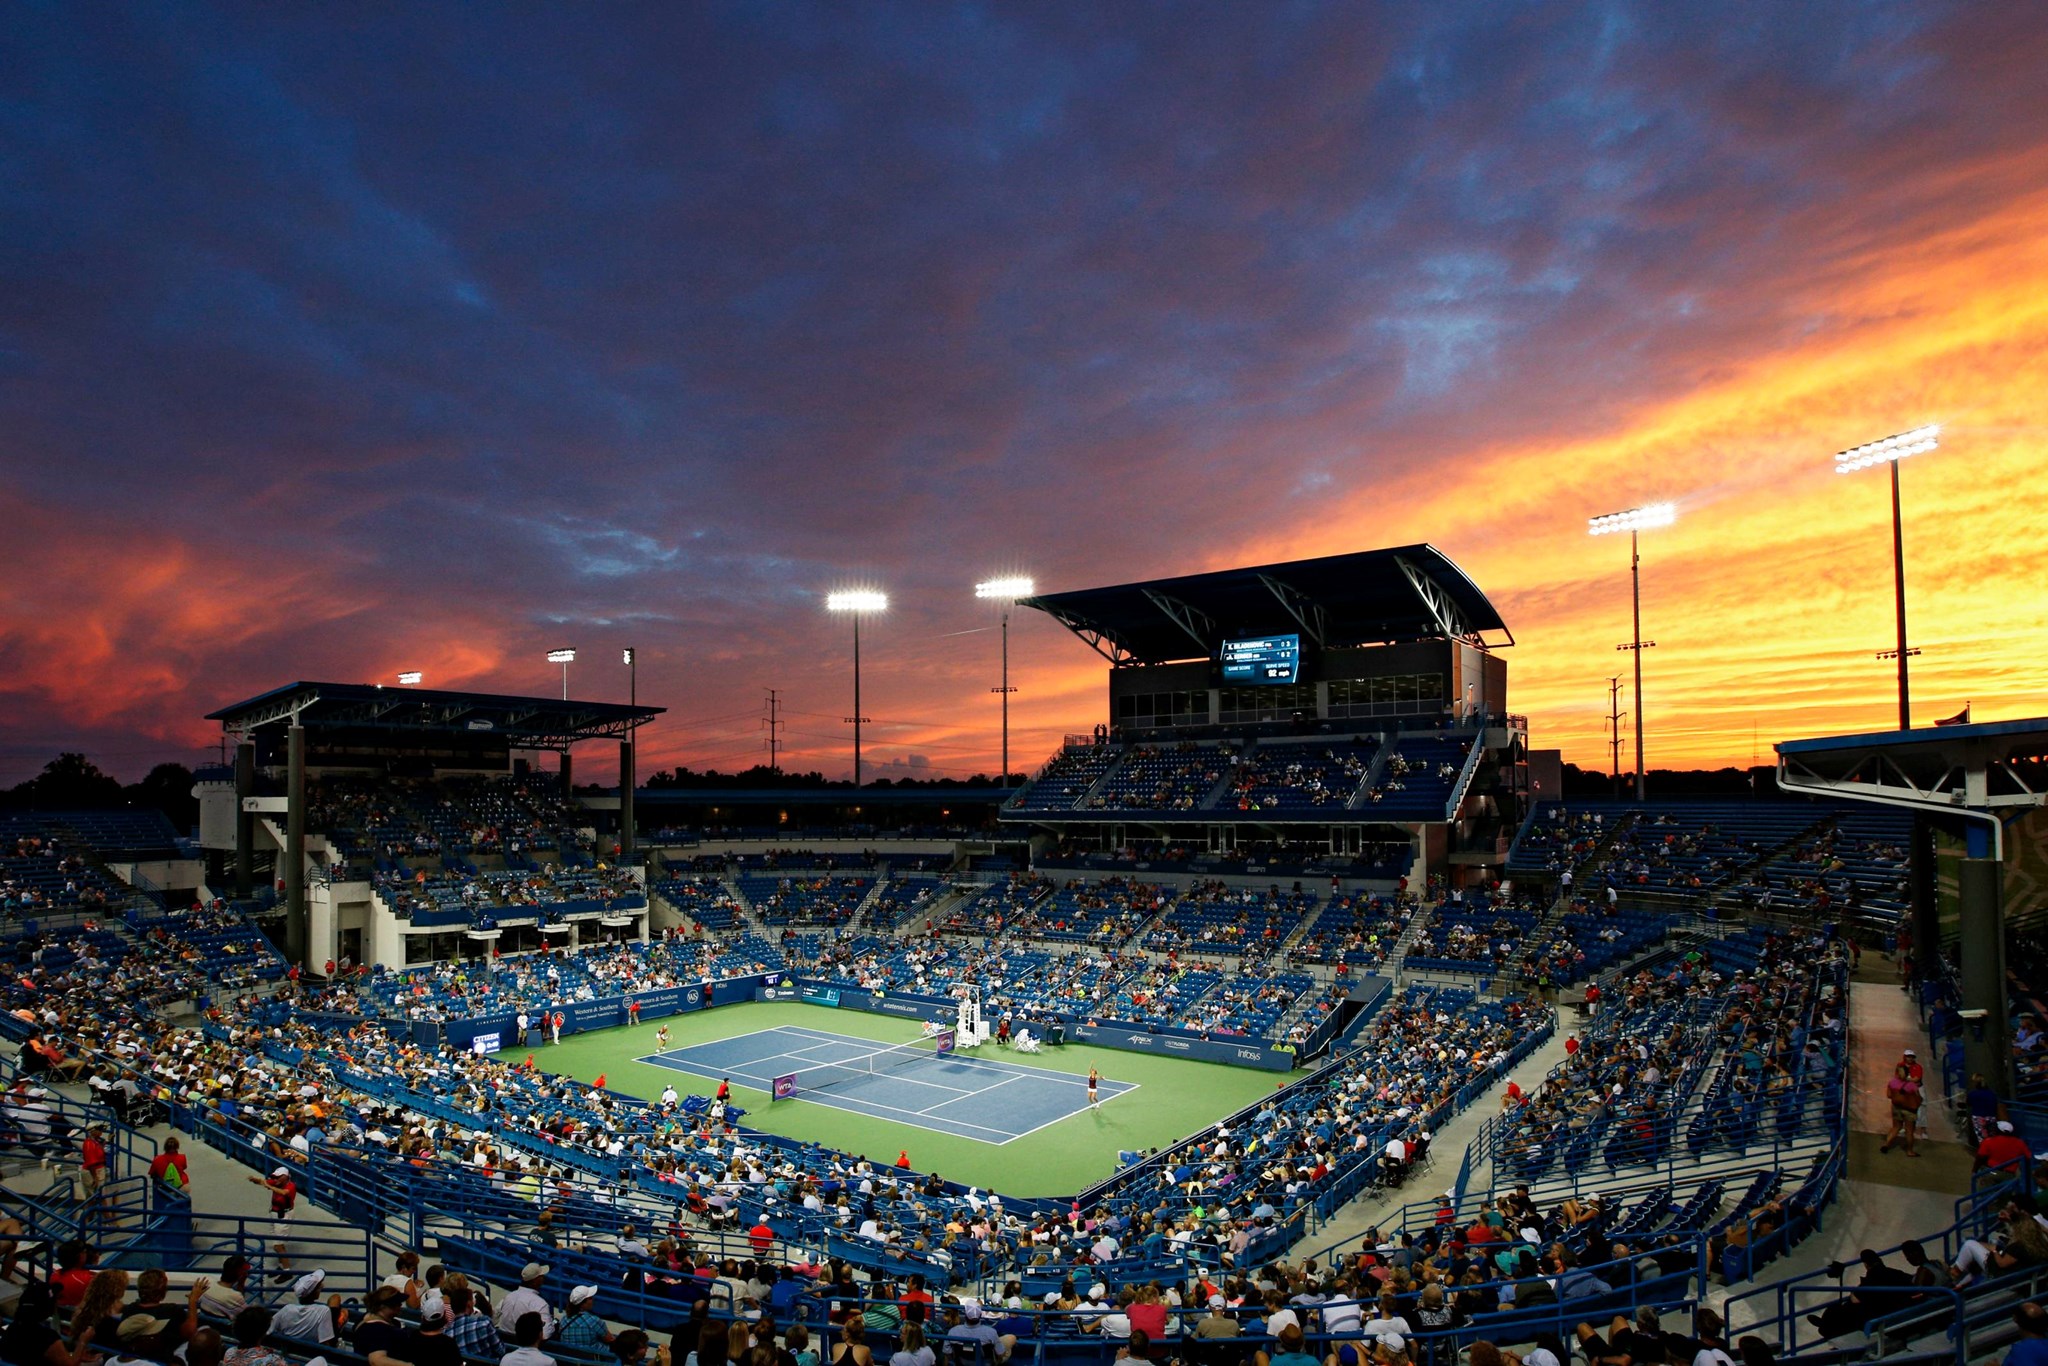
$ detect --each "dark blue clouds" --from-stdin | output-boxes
[1,0,2042,778]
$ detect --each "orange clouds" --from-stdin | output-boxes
[1225,183,2048,771]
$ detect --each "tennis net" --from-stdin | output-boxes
[773,1029,955,1100]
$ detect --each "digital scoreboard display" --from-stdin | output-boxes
[1219,634,1303,685]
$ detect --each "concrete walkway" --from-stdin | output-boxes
[1716,960,1969,1332]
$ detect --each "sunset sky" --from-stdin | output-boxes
[3,3,2046,787]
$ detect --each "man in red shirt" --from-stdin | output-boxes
[900,1273,934,1324]
[1976,1120,2033,1172]
[251,1166,299,1276]
[1901,1049,1925,1085]
[79,1125,109,1197]
[749,1220,775,1256]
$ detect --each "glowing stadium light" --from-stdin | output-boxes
[974,577,1035,784]
[547,647,576,699]
[1587,503,1677,800]
[1586,503,1677,536]
[1834,425,1942,729]
[826,589,886,786]
[1835,424,1940,475]
[973,576,1035,601]
[397,671,423,686]
[621,648,634,665]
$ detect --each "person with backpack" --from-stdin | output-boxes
[148,1136,191,1202]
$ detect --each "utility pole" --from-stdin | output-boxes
[1606,675,1625,799]
[762,689,784,776]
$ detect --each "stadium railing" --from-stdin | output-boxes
[1720,1170,2037,1366]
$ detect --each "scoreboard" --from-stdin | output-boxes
[1219,634,1303,685]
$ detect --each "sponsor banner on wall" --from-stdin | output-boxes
[1062,1023,1295,1071]
[766,979,1295,1071]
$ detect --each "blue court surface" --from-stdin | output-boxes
[635,1025,1137,1144]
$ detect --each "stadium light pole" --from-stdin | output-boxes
[975,576,1034,785]
[1589,503,1676,801]
[547,647,576,700]
[826,591,887,787]
[397,671,423,687]
[1835,424,1940,731]
[620,648,638,859]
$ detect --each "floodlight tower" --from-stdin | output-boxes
[974,576,1034,785]
[621,648,638,858]
[826,591,887,787]
[397,671,423,687]
[1835,424,1940,730]
[547,647,576,700]
[1588,502,1676,800]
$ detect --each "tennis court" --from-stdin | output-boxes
[636,1024,1137,1143]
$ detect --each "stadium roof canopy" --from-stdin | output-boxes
[206,682,662,746]
[1020,545,1512,665]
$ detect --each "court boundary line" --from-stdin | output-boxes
[629,1025,1139,1144]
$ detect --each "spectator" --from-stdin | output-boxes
[887,1324,931,1366]
[200,1257,253,1320]
[1999,1303,2048,1366]
[1880,1064,1922,1156]
[408,1303,462,1366]
[498,1263,555,1339]
[560,1288,613,1350]
[148,1137,190,1197]
[831,1321,874,1366]
[613,1331,666,1366]
[272,1270,347,1346]
[48,1241,95,1309]
[225,1309,288,1366]
[504,1313,558,1366]
[67,1269,129,1354]
[448,1277,506,1362]
[1264,1325,1319,1366]
[1953,1203,2048,1286]
[1979,1121,2033,1173]
[354,1287,412,1366]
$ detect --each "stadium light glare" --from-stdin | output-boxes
[1835,424,1940,475]
[974,576,1035,601]
[397,671,423,686]
[1586,502,1677,536]
[546,647,576,699]
[974,577,1035,785]
[1588,503,1676,800]
[826,589,886,786]
[1834,425,1941,729]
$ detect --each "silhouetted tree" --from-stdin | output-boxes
[126,762,199,830]
[7,752,124,808]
